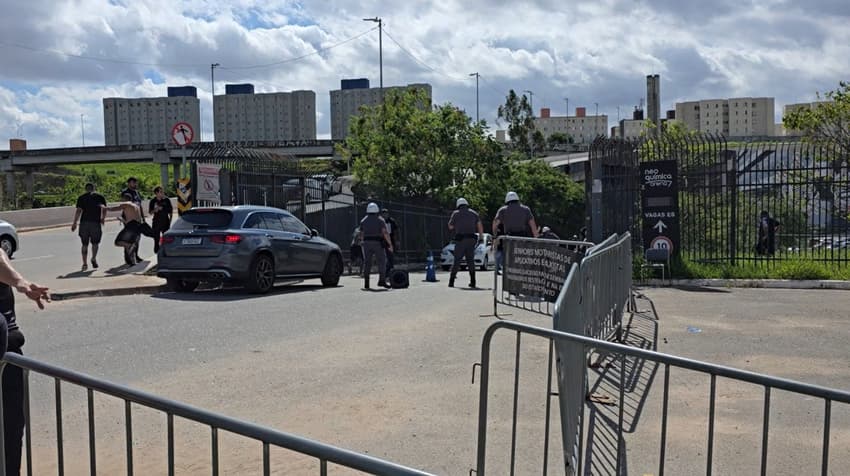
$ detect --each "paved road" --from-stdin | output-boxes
[10,282,850,475]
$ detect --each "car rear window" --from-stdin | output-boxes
[171,209,234,230]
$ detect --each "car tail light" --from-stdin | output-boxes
[160,236,175,245]
[211,234,242,244]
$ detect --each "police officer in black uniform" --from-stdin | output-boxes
[0,248,50,476]
[448,198,484,288]
[359,203,394,290]
[492,191,539,239]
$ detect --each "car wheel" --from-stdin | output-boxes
[246,253,275,294]
[480,256,488,271]
[441,265,450,271]
[321,254,343,287]
[0,235,15,258]
[167,278,199,293]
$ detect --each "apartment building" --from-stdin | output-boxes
[674,97,776,137]
[103,86,200,146]
[532,107,608,144]
[330,79,432,140]
[213,84,316,142]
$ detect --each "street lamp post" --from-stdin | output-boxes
[564,97,569,117]
[469,72,480,123]
[363,17,383,94]
[595,102,599,116]
[80,114,85,146]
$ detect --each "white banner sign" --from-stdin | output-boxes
[196,163,222,202]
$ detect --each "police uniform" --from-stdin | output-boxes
[448,207,481,287]
[360,214,389,288]
[1,283,26,475]
[495,202,535,237]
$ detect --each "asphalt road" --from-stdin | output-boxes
[9,278,850,475]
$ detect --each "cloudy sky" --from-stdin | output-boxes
[1,0,848,148]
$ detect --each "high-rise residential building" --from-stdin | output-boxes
[533,107,608,144]
[646,74,661,133]
[674,97,776,137]
[103,86,200,146]
[330,80,432,140]
[213,84,316,142]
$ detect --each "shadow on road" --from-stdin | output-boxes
[56,270,95,279]
[582,292,661,476]
[150,282,335,302]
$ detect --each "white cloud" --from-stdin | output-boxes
[0,0,847,148]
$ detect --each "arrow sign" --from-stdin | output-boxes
[653,220,668,233]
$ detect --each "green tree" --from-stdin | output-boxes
[783,81,850,162]
[531,130,546,156]
[547,132,572,149]
[337,88,498,201]
[497,90,534,156]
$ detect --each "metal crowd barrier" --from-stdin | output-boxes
[474,320,850,476]
[0,353,432,476]
[576,233,632,342]
[489,236,593,319]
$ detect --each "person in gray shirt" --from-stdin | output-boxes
[448,198,484,288]
[492,191,538,238]
[358,202,394,290]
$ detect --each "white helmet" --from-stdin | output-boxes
[542,226,551,233]
[456,197,469,208]
[505,191,520,203]
[366,202,379,214]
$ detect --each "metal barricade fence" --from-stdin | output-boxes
[475,320,850,476]
[578,233,632,342]
[490,237,593,318]
[0,354,433,476]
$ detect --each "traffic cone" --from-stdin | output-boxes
[425,251,437,282]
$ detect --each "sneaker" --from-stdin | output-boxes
[91,258,98,269]
[81,264,88,272]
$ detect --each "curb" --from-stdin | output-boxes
[18,223,73,233]
[641,278,850,290]
[51,284,167,301]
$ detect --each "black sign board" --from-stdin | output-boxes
[503,239,582,302]
[640,160,680,255]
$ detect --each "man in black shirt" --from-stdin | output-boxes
[71,183,106,271]
[0,246,50,476]
[121,177,145,264]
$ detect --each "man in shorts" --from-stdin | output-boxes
[71,183,106,271]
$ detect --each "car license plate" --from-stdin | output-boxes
[181,237,202,245]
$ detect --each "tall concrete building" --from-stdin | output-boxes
[330,79,432,140]
[646,74,661,133]
[674,97,776,137]
[213,84,316,142]
[532,107,608,144]
[103,86,200,146]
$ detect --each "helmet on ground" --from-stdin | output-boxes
[505,191,520,203]
[456,197,469,208]
[366,202,380,214]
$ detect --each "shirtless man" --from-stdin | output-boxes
[105,193,147,266]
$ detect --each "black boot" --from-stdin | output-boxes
[448,275,455,288]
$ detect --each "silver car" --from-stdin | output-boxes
[157,206,343,293]
[0,219,19,258]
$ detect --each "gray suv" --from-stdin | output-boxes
[157,206,343,293]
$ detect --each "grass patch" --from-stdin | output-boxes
[634,255,850,280]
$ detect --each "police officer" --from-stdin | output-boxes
[359,203,394,290]
[492,191,539,238]
[1,248,50,476]
[448,198,484,288]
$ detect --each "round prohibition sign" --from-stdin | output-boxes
[650,235,674,254]
[171,122,194,146]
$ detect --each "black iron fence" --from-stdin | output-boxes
[188,145,450,264]
[588,135,850,266]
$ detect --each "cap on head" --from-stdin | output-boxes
[505,191,520,203]
[366,202,380,214]
[456,197,469,208]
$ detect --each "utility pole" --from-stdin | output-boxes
[363,17,383,96]
[564,97,569,117]
[80,114,85,146]
[211,63,220,97]
[595,102,599,116]
[617,105,621,121]
[469,72,480,123]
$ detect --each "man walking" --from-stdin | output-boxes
[70,183,106,271]
[106,193,152,266]
[1,246,50,476]
[121,177,145,264]
[448,198,484,288]
[359,203,393,290]
[492,191,538,239]
[381,208,400,273]
[149,186,173,253]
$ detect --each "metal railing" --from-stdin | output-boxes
[474,320,850,476]
[576,233,632,342]
[0,353,432,476]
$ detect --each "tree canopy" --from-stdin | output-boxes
[497,89,535,156]
[783,81,850,161]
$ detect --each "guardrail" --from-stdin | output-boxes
[474,320,850,476]
[0,353,432,476]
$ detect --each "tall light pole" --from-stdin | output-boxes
[363,17,383,94]
[564,97,569,117]
[80,114,85,146]
[595,102,599,116]
[211,63,220,97]
[469,72,480,123]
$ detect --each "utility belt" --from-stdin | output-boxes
[454,233,478,240]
